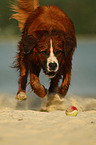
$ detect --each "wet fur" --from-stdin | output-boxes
[11,0,76,100]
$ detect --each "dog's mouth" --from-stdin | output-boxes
[42,66,58,78]
[45,71,57,78]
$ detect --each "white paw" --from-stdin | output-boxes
[16,92,27,101]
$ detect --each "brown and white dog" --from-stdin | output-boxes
[11,0,76,101]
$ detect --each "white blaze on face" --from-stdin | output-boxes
[47,39,59,72]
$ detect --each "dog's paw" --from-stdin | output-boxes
[16,92,27,101]
[40,93,64,112]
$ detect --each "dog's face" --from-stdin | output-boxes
[34,30,66,78]
[22,30,74,78]
[36,34,64,78]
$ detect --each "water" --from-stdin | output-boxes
[0,37,96,97]
[71,38,96,96]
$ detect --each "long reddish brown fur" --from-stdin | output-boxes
[11,0,76,100]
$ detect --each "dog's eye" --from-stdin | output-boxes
[41,50,48,56]
[55,50,62,55]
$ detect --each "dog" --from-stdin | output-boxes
[11,0,76,101]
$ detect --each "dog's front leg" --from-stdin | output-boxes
[16,65,28,101]
[30,68,47,98]
[57,72,71,97]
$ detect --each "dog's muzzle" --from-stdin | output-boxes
[46,61,59,78]
[46,39,59,78]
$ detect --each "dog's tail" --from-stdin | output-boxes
[11,0,39,31]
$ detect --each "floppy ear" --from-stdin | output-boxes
[22,35,38,54]
[22,30,49,54]
[63,35,76,59]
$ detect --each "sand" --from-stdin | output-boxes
[0,93,96,145]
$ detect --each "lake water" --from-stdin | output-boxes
[0,37,96,98]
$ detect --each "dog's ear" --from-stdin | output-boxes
[23,30,49,54]
[63,35,76,59]
[23,35,38,54]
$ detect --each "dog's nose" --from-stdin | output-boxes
[49,62,57,71]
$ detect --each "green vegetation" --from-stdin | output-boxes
[0,0,96,35]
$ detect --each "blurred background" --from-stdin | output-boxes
[0,0,96,102]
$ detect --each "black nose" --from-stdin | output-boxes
[49,62,57,71]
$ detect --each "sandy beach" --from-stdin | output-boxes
[0,93,96,145]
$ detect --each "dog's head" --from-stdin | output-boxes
[22,30,76,78]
